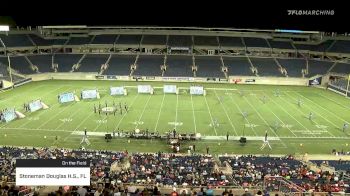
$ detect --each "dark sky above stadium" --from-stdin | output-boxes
[3,2,347,33]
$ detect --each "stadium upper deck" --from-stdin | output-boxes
[0,26,349,79]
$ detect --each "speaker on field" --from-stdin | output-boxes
[239,137,247,143]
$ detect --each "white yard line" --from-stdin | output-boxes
[0,127,72,133]
[263,93,313,137]
[295,92,349,124]
[114,94,139,131]
[203,95,218,136]
[16,86,69,128]
[213,90,238,136]
[54,104,85,130]
[242,95,287,147]
[37,101,76,129]
[318,93,350,110]
[63,110,97,141]
[1,127,349,140]
[174,93,179,129]
[154,93,166,131]
[93,116,108,132]
[190,94,197,134]
[135,95,152,129]
[227,90,258,136]
[262,93,298,137]
[285,92,337,137]
[277,93,320,138]
[0,85,45,104]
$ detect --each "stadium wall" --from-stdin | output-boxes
[27,73,309,86]
[229,76,308,86]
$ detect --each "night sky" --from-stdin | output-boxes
[3,2,347,33]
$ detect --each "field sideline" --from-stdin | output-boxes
[0,80,349,155]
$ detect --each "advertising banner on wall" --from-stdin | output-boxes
[309,77,322,86]
[245,79,256,83]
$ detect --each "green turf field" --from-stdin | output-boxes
[0,80,349,155]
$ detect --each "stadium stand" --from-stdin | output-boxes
[53,54,83,72]
[276,58,306,77]
[141,35,167,46]
[164,55,193,77]
[328,40,350,54]
[218,37,244,48]
[78,54,109,72]
[307,60,334,76]
[250,58,282,77]
[133,55,163,76]
[220,155,349,192]
[27,55,53,73]
[329,62,350,74]
[9,56,36,74]
[194,36,218,46]
[1,146,350,194]
[311,160,350,172]
[223,57,254,76]
[52,38,69,46]
[195,56,224,77]
[168,35,192,47]
[244,37,269,48]
[0,34,34,47]
[90,35,116,45]
[268,40,294,50]
[294,40,335,52]
[116,35,142,45]
[28,34,55,46]
[0,59,10,80]
[105,55,136,75]
[66,36,93,45]
[329,78,349,90]
[314,40,335,52]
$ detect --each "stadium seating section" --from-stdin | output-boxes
[0,33,350,77]
[1,147,349,194]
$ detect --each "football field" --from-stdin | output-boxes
[0,80,349,154]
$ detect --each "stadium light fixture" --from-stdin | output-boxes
[0,25,9,32]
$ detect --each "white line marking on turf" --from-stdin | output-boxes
[2,127,350,140]
[63,108,97,141]
[135,95,152,129]
[16,86,69,128]
[295,92,349,124]
[285,92,337,137]
[204,94,218,136]
[93,116,108,132]
[227,90,258,136]
[317,93,350,110]
[37,102,75,129]
[114,94,139,131]
[262,92,298,137]
[154,93,166,132]
[214,90,237,136]
[276,93,317,138]
[174,93,179,130]
[242,94,287,147]
[0,85,45,104]
[54,104,84,130]
[190,94,197,134]
[258,91,315,138]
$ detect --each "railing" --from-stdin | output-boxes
[264,176,305,194]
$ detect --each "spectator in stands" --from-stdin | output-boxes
[197,187,205,195]
[152,186,161,195]
[206,186,214,195]
[77,186,87,196]
[170,187,179,196]
[94,187,103,196]
[242,188,252,196]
